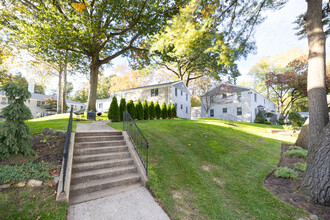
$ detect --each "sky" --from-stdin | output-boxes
[17,0,329,94]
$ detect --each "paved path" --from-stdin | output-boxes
[68,188,170,220]
[70,121,170,220]
[76,121,115,132]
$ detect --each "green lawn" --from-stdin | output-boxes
[109,118,306,219]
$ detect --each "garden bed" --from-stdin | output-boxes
[264,143,330,219]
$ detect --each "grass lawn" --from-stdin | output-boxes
[110,118,306,219]
[0,187,67,220]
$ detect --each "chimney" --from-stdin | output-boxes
[28,78,35,94]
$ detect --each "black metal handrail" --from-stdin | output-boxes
[62,108,73,193]
[123,110,149,175]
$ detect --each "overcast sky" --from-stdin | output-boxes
[50,0,329,94]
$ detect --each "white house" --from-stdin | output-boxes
[200,83,277,122]
[0,82,85,120]
[96,81,191,119]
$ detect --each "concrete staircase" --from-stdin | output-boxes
[69,131,142,205]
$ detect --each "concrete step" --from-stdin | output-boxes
[73,152,130,163]
[75,140,126,148]
[74,145,128,156]
[72,158,134,173]
[69,183,142,205]
[75,135,124,143]
[71,165,137,185]
[70,173,141,197]
[75,131,122,138]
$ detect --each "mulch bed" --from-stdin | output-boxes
[1,134,65,176]
[264,143,330,219]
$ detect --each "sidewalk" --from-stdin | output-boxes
[69,121,170,220]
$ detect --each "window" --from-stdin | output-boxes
[186,94,188,101]
[254,93,257,102]
[237,92,241,100]
[151,88,159,97]
[1,97,6,104]
[186,107,188,114]
[255,108,257,116]
[237,107,242,116]
[42,101,45,105]
[175,88,178,96]
[99,103,103,109]
[223,108,227,113]
[175,103,177,110]
[181,104,183,109]
[37,101,41,107]
[181,90,183,96]
[74,105,77,110]
[210,109,214,117]
[222,93,227,98]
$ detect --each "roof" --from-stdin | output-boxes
[0,91,84,105]
[115,81,181,93]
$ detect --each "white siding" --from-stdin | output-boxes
[171,82,190,119]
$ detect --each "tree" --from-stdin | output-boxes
[167,104,171,119]
[3,1,185,112]
[171,103,177,118]
[296,0,330,206]
[71,86,88,103]
[136,0,286,87]
[148,101,155,120]
[126,100,136,119]
[254,110,266,124]
[142,99,149,120]
[135,99,144,120]
[41,96,57,111]
[288,111,302,127]
[161,102,167,119]
[119,98,126,121]
[0,82,32,158]
[155,101,161,119]
[97,76,112,99]
[108,96,119,122]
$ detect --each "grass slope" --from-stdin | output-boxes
[110,118,306,219]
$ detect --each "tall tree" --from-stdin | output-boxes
[296,0,330,205]
[2,0,186,112]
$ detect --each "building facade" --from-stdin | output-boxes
[200,84,277,122]
[96,81,191,119]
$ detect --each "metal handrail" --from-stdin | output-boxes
[62,108,73,193]
[123,110,149,175]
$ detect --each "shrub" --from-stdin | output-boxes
[264,121,271,125]
[171,103,177,118]
[148,101,155,120]
[288,111,302,127]
[277,116,285,125]
[285,146,308,158]
[135,99,144,120]
[0,162,53,184]
[294,162,307,172]
[274,166,298,179]
[161,102,167,119]
[155,101,161,119]
[119,98,126,121]
[142,99,149,120]
[126,100,136,119]
[108,96,120,122]
[254,110,265,124]
[0,82,33,158]
[167,104,171,119]
[265,112,274,118]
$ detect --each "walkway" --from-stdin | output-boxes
[68,121,170,220]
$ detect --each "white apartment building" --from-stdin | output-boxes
[200,83,277,122]
[96,81,191,119]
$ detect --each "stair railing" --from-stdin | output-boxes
[61,108,73,193]
[123,110,149,175]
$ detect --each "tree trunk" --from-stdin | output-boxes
[57,67,63,114]
[62,63,68,113]
[87,58,100,112]
[305,0,329,149]
[301,0,330,206]
[301,122,330,205]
